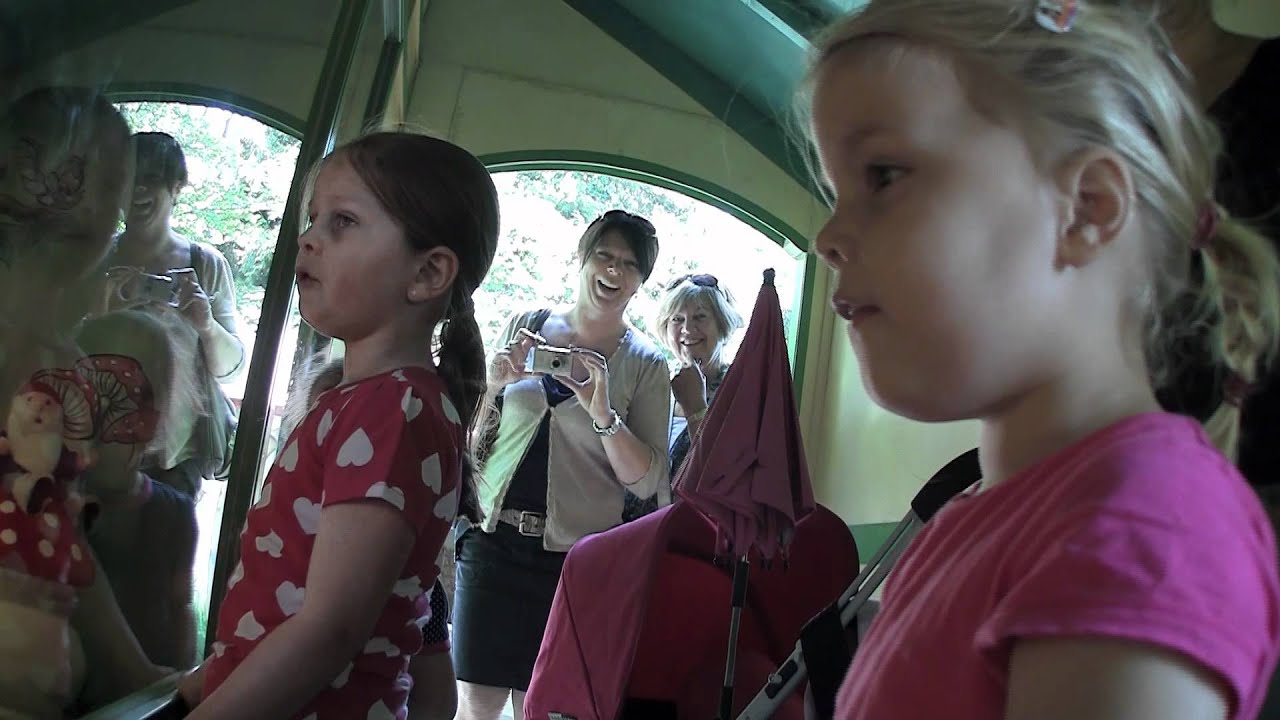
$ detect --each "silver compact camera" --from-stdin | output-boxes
[525,345,574,376]
[118,272,179,307]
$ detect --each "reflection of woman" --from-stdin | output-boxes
[0,86,170,717]
[454,211,672,720]
[624,273,742,521]
[86,132,245,669]
[105,132,245,496]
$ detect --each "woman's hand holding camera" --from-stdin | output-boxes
[564,349,615,428]
[171,268,215,333]
[489,328,542,390]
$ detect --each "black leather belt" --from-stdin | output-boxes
[497,509,546,537]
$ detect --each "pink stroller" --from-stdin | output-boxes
[524,500,859,720]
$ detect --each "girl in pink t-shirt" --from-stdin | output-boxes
[175,132,499,719]
[806,1,1280,718]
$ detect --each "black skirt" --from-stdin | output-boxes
[451,521,567,690]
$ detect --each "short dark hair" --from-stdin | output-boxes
[576,209,659,280]
[134,132,188,190]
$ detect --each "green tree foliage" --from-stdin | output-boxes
[513,170,689,227]
[114,102,799,371]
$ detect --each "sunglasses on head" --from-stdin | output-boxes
[591,209,656,236]
[667,273,719,291]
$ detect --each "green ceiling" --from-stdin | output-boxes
[1,0,198,79]
[5,0,855,197]
[561,0,863,196]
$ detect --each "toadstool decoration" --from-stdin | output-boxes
[75,354,158,450]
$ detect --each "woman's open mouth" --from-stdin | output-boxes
[596,278,621,295]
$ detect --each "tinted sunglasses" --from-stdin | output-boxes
[666,273,719,291]
[591,209,656,236]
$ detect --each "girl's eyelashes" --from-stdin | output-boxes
[302,209,358,232]
[866,163,907,193]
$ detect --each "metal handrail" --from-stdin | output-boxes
[78,673,183,720]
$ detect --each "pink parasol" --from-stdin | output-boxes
[671,268,816,718]
[673,268,815,562]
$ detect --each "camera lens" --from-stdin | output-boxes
[551,358,563,369]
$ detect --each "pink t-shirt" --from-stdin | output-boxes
[204,367,462,720]
[836,412,1280,720]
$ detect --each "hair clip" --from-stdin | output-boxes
[1034,0,1078,33]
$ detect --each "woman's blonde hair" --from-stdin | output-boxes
[281,353,345,439]
[655,274,744,368]
[804,0,1280,459]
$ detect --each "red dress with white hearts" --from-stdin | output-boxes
[203,368,462,720]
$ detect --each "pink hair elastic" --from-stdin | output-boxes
[1034,0,1078,33]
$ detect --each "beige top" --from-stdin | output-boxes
[475,309,673,552]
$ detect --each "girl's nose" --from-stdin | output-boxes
[297,226,317,252]
[815,214,855,268]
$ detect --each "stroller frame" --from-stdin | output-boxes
[735,449,982,720]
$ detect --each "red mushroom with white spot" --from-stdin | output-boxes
[75,354,159,450]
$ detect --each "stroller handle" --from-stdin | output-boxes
[735,449,982,720]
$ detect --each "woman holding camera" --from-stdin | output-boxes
[85,132,246,668]
[102,132,245,497]
[453,210,673,720]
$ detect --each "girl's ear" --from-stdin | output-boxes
[1052,146,1135,269]
[407,246,459,304]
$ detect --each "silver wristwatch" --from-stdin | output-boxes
[592,410,623,437]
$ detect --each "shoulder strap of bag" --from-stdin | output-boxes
[530,308,552,334]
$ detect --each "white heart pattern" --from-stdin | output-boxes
[434,485,458,521]
[391,369,408,382]
[440,393,460,425]
[278,439,300,472]
[255,531,284,558]
[228,562,244,589]
[255,482,272,509]
[366,482,406,511]
[336,428,374,467]
[316,409,335,446]
[276,581,306,616]
[332,662,353,689]
[293,497,320,536]
[363,636,400,657]
[212,642,227,657]
[368,700,395,720]
[235,611,265,640]
[421,453,442,493]
[392,576,423,599]
[401,387,423,422]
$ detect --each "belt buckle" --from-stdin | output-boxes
[517,511,544,537]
